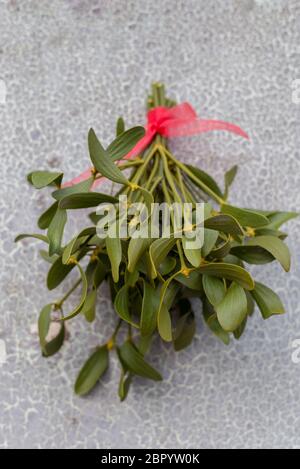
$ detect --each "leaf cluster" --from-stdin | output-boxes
[16,83,297,400]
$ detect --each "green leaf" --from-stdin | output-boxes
[250,281,285,319]
[15,233,49,243]
[118,355,132,401]
[114,285,139,328]
[98,251,115,269]
[182,236,201,268]
[62,263,88,321]
[197,262,255,290]
[140,280,160,336]
[128,236,151,273]
[106,227,122,283]
[38,202,58,230]
[202,298,230,345]
[88,128,130,185]
[266,211,298,230]
[221,204,269,228]
[118,373,132,401]
[157,273,180,342]
[202,229,219,257]
[85,261,98,284]
[246,235,291,271]
[81,288,97,323]
[29,171,63,189]
[175,270,203,291]
[116,117,125,136]
[233,317,247,340]
[118,341,162,381]
[186,164,223,198]
[224,165,238,199]
[52,177,94,201]
[254,228,287,240]
[202,275,226,306]
[173,313,196,351]
[93,259,108,288]
[210,237,231,259]
[107,126,145,161]
[135,252,152,277]
[149,237,177,279]
[38,304,52,349]
[39,249,58,264]
[158,256,177,276]
[125,268,139,287]
[47,208,67,256]
[62,227,96,265]
[164,281,181,308]
[74,346,109,396]
[222,254,243,266]
[38,304,65,357]
[87,234,103,247]
[158,303,172,342]
[47,255,75,290]
[245,290,255,316]
[230,244,275,265]
[204,214,244,236]
[215,282,248,332]
[59,192,117,209]
[137,334,153,356]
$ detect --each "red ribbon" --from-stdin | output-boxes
[63,102,248,188]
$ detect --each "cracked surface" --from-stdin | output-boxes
[0,0,300,449]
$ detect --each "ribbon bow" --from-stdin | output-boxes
[64,102,248,188]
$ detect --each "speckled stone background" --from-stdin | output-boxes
[0,0,299,449]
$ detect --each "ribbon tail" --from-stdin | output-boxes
[163,118,249,140]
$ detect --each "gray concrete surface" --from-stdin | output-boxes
[0,0,299,449]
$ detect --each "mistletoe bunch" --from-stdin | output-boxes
[16,83,297,400]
